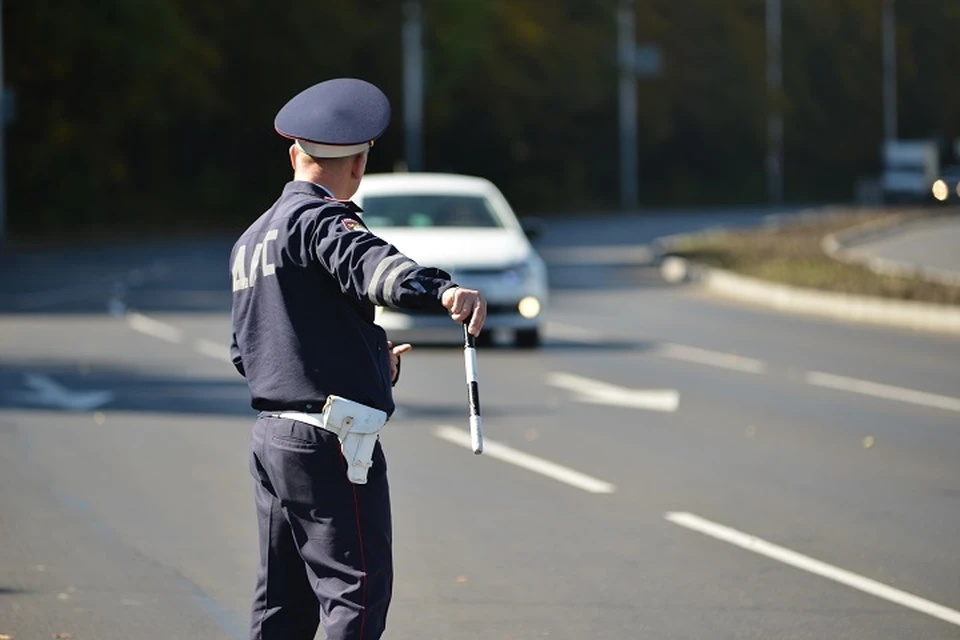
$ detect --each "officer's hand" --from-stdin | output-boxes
[441,287,486,337]
[387,341,412,385]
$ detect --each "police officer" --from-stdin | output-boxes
[230,78,486,640]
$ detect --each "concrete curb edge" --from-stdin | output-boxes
[652,209,960,335]
[822,215,960,287]
[671,258,960,335]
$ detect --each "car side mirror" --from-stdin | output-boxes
[520,216,546,241]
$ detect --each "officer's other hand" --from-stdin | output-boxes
[387,341,412,384]
[441,287,487,337]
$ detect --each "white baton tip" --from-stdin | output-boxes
[470,415,483,454]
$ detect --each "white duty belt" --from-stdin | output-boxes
[270,395,387,484]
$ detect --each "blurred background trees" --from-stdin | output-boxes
[5,0,959,234]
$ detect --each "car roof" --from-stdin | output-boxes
[356,172,498,197]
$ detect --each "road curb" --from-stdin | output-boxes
[653,210,960,335]
[822,214,960,287]
[680,259,960,334]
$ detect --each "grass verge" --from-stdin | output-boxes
[665,207,960,306]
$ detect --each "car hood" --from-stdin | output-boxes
[368,228,532,270]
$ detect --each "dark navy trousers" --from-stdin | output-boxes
[249,415,393,639]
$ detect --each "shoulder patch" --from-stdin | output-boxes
[342,218,365,232]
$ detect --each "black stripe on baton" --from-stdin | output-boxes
[467,380,480,416]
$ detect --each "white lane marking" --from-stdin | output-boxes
[657,343,767,374]
[544,321,605,343]
[194,339,232,363]
[543,324,766,375]
[547,372,679,412]
[14,374,114,411]
[126,312,184,344]
[435,426,616,494]
[806,371,960,413]
[123,313,233,366]
[665,511,960,628]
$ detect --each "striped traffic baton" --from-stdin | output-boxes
[463,324,483,454]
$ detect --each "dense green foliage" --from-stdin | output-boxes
[6,0,959,234]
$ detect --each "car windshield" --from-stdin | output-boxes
[360,194,503,229]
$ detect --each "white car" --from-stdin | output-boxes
[353,173,548,348]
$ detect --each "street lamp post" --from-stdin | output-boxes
[766,0,784,205]
[882,0,897,144]
[0,0,6,244]
[617,0,638,211]
[402,0,424,172]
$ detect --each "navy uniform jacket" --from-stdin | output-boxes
[230,180,457,416]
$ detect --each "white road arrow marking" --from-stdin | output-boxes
[547,372,679,412]
[14,374,114,411]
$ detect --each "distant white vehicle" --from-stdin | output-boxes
[353,173,548,348]
[931,138,960,203]
[881,140,939,203]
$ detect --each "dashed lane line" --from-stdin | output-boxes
[125,311,231,363]
[126,312,184,344]
[435,426,616,494]
[656,343,767,374]
[129,314,960,416]
[548,322,768,373]
[194,338,232,363]
[548,322,958,414]
[666,511,960,628]
[123,312,234,368]
[806,371,960,414]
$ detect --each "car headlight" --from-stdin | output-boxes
[932,179,949,202]
[518,296,542,318]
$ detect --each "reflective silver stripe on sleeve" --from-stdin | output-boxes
[381,260,418,307]
[367,254,409,305]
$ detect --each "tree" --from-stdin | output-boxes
[7,0,221,230]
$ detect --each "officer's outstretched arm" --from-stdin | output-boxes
[441,287,487,337]
[314,210,457,311]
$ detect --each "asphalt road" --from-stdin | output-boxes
[850,215,960,280]
[1,210,958,639]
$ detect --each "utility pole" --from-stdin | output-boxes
[617,0,638,211]
[402,0,424,172]
[882,0,897,144]
[766,0,784,204]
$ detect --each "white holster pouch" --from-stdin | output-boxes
[273,395,387,485]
